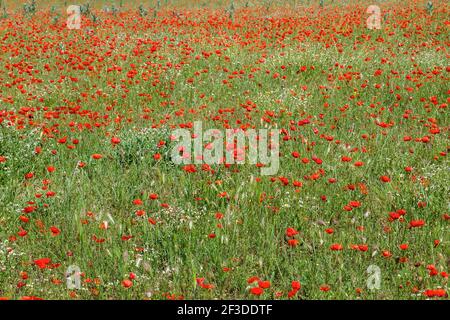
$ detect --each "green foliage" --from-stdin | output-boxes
[139,4,148,17]
[51,14,59,24]
[227,1,235,22]
[79,3,91,16]
[426,1,433,15]
[1,7,7,19]
[23,0,37,15]
[111,128,171,168]
[0,126,42,184]
[90,13,99,23]
[111,4,119,15]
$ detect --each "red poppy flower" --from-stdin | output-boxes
[330,244,343,251]
[291,281,301,290]
[287,289,298,298]
[349,201,361,208]
[382,250,392,258]
[285,227,299,237]
[111,137,121,145]
[20,296,43,300]
[149,193,159,200]
[258,280,271,289]
[358,244,368,252]
[424,289,446,298]
[196,278,214,289]
[341,156,352,162]
[25,172,34,179]
[34,258,52,269]
[135,210,145,217]
[50,226,60,236]
[250,287,264,296]
[247,276,260,284]
[122,279,133,288]
[18,228,28,237]
[23,206,36,214]
[320,285,330,292]
[409,220,425,228]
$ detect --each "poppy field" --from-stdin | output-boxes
[0,0,448,300]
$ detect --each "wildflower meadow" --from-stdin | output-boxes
[0,0,448,300]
